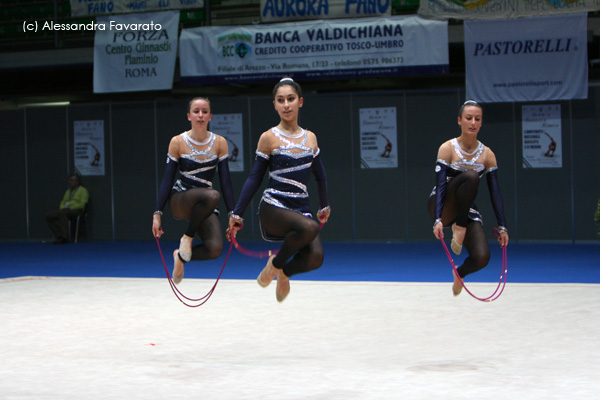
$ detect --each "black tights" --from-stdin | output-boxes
[428,170,490,278]
[259,202,323,278]
[454,221,490,278]
[169,188,223,261]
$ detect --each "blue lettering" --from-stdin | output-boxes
[346,0,389,14]
[262,0,328,18]
[88,1,114,14]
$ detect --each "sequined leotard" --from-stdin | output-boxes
[430,138,495,223]
[171,132,228,192]
[153,131,235,217]
[257,127,316,218]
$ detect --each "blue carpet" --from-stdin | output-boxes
[1,240,599,283]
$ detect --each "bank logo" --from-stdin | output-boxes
[236,43,250,58]
[218,32,252,59]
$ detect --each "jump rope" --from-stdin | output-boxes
[156,223,506,306]
[439,227,508,302]
[155,236,233,307]
[154,222,323,307]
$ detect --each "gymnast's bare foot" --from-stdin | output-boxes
[172,249,185,284]
[276,269,290,303]
[452,271,463,297]
[451,223,466,255]
[178,234,193,262]
[257,254,277,287]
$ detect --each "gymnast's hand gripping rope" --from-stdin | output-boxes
[439,228,508,302]
[155,236,233,308]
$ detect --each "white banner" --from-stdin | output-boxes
[74,120,105,176]
[465,13,587,103]
[180,16,448,84]
[93,11,179,93]
[359,107,398,169]
[419,0,600,20]
[210,114,245,172]
[70,0,203,17]
[522,105,562,168]
[260,0,391,23]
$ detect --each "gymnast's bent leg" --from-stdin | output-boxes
[450,171,480,253]
[452,220,490,296]
[428,170,480,254]
[457,220,490,278]
[191,212,223,261]
[168,188,220,283]
[428,171,479,225]
[169,212,223,285]
[257,202,323,301]
[169,188,220,261]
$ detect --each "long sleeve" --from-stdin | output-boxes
[486,167,507,228]
[434,160,449,221]
[155,155,178,212]
[217,156,235,213]
[311,151,329,209]
[232,153,269,217]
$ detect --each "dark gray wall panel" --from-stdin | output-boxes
[26,107,68,240]
[0,109,27,240]
[572,91,600,241]
[111,102,155,240]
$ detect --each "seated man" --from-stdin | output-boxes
[45,173,89,244]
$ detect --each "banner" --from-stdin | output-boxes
[70,0,203,17]
[93,11,179,93]
[180,16,448,85]
[419,0,600,20]
[74,120,105,176]
[359,107,398,169]
[522,105,562,168]
[260,0,391,23]
[464,13,587,103]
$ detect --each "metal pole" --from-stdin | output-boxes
[204,0,211,26]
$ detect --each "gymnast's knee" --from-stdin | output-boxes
[306,248,324,272]
[463,170,480,185]
[204,240,223,260]
[470,250,490,272]
[205,189,221,208]
[300,219,320,241]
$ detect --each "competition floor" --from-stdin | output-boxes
[1,240,599,399]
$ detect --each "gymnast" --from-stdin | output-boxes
[428,100,509,296]
[152,97,235,284]
[227,77,331,303]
